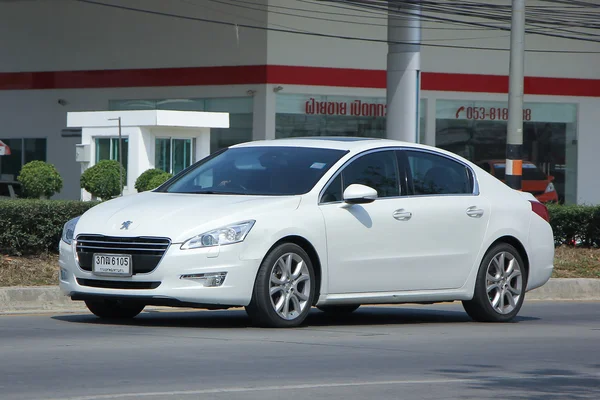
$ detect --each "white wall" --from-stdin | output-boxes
[266,0,600,79]
[576,99,600,205]
[0,0,268,72]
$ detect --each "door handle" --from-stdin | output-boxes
[466,206,484,218]
[393,209,412,221]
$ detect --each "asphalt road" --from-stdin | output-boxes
[1,301,599,400]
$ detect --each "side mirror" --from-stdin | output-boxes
[343,184,378,204]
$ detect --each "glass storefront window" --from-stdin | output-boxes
[275,94,426,141]
[109,97,253,154]
[155,138,193,175]
[155,138,171,173]
[95,137,129,177]
[435,100,578,204]
[0,138,46,181]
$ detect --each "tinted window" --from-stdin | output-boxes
[342,151,400,198]
[321,174,343,203]
[161,146,346,195]
[405,150,472,195]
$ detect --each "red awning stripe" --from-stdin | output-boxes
[0,65,599,97]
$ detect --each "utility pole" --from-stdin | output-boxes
[386,1,421,143]
[506,0,526,191]
[108,117,123,196]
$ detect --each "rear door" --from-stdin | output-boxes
[391,149,492,290]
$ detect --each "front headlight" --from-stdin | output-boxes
[545,182,556,193]
[61,216,81,245]
[181,220,255,250]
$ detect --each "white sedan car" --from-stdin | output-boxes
[59,138,554,327]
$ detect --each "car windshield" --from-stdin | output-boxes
[492,163,548,181]
[159,146,347,195]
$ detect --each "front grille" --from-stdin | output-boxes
[77,278,161,290]
[76,235,171,274]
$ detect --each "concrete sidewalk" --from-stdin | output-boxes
[0,278,599,314]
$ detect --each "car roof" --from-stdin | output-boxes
[230,137,438,153]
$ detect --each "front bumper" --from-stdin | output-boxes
[58,240,261,308]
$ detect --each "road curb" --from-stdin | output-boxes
[0,279,599,314]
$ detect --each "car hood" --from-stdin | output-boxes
[74,191,301,243]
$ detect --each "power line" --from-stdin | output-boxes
[74,0,600,54]
[202,0,511,42]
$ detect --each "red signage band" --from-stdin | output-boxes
[0,65,599,97]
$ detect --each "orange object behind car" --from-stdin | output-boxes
[477,160,559,203]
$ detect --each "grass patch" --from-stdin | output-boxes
[553,246,600,279]
[1,247,599,286]
[0,253,58,286]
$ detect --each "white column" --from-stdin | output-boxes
[195,128,212,161]
[252,85,276,141]
[386,3,421,143]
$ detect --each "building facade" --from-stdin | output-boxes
[1,0,599,204]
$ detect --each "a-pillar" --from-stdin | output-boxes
[386,2,421,143]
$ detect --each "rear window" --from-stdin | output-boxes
[492,163,548,181]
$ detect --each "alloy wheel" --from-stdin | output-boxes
[486,251,523,315]
[269,252,311,320]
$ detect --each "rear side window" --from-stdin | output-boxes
[404,150,473,195]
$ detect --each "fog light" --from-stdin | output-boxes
[60,268,69,281]
[180,272,227,287]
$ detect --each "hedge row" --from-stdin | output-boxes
[547,204,600,247]
[0,199,99,256]
[0,200,598,256]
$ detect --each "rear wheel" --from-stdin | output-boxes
[463,243,526,322]
[317,305,360,314]
[246,243,315,328]
[84,299,145,319]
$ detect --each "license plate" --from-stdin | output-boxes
[93,254,132,276]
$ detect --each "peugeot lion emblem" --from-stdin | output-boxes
[120,221,133,230]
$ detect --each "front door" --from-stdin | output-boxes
[319,150,408,294]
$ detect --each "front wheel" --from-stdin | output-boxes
[246,243,315,328]
[85,299,145,319]
[463,243,527,322]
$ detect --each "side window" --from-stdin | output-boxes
[342,151,400,198]
[405,150,473,195]
[321,174,343,203]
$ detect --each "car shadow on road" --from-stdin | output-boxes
[434,365,600,400]
[51,305,539,329]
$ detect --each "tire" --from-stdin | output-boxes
[246,243,316,328]
[317,305,360,314]
[84,299,145,319]
[463,243,527,322]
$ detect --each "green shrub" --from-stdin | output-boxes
[135,168,167,192]
[147,172,172,190]
[547,204,600,247]
[17,160,63,199]
[80,160,126,200]
[0,199,99,256]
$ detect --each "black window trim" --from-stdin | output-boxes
[318,146,480,204]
